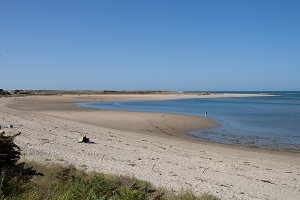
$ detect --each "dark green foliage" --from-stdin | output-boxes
[0,132,41,198]
[0,131,21,166]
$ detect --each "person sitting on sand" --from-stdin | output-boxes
[78,134,89,143]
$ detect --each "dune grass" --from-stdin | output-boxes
[1,161,219,200]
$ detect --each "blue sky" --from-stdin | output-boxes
[1,0,299,91]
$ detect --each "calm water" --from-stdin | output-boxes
[77,92,300,151]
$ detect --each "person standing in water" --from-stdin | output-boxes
[205,111,207,117]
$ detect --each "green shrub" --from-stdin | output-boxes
[0,132,41,198]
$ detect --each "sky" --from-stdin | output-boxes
[1,0,299,91]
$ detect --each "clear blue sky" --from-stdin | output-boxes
[1,0,299,91]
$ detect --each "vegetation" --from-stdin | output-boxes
[0,131,219,200]
[1,89,214,98]
[0,131,41,199]
[1,89,174,97]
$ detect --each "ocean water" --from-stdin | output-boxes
[77,92,300,151]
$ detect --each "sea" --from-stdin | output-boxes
[77,91,300,151]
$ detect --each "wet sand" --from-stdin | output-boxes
[1,94,299,200]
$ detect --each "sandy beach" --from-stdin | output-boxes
[1,94,299,200]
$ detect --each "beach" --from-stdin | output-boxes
[1,94,300,200]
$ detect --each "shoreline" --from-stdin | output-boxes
[1,94,300,200]
[4,93,300,156]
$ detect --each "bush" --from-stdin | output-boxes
[0,131,41,198]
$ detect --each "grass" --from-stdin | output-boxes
[2,161,220,200]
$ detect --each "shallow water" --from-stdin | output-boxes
[77,92,300,151]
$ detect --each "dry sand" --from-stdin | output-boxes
[1,94,299,200]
